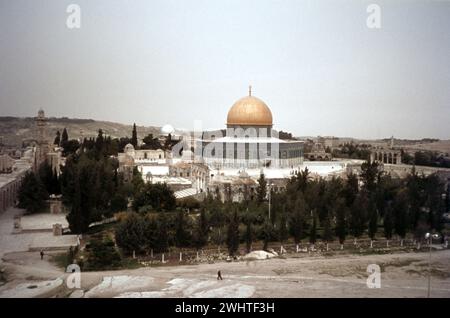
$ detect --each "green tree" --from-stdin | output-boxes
[131,123,138,148]
[256,173,267,204]
[133,182,176,212]
[393,189,408,243]
[335,199,348,246]
[278,209,289,245]
[175,210,192,247]
[261,221,273,251]
[85,237,121,270]
[95,129,104,155]
[244,220,253,253]
[194,210,209,250]
[360,161,380,194]
[142,134,162,150]
[383,203,394,242]
[289,195,306,245]
[17,171,48,213]
[226,210,240,256]
[143,216,158,252]
[368,196,378,243]
[110,191,128,212]
[38,161,54,195]
[54,130,61,146]
[343,172,359,207]
[62,139,80,157]
[349,194,367,242]
[309,212,317,245]
[115,213,145,255]
[131,167,145,196]
[61,128,69,149]
[322,215,334,243]
[155,214,169,253]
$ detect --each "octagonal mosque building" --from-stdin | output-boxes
[197,88,304,170]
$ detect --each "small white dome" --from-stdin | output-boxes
[161,124,175,135]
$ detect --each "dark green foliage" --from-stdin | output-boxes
[335,199,348,244]
[289,195,306,244]
[61,141,128,233]
[226,210,240,256]
[309,213,317,244]
[141,134,162,150]
[115,213,146,254]
[278,209,289,244]
[38,161,60,195]
[62,139,80,157]
[110,191,128,213]
[360,161,380,193]
[368,195,378,240]
[413,151,450,168]
[393,189,408,239]
[261,221,273,251]
[61,128,69,148]
[349,194,367,239]
[322,215,334,242]
[133,183,176,212]
[54,130,61,146]
[256,173,267,204]
[331,142,371,160]
[85,237,121,271]
[244,220,253,253]
[194,210,209,249]
[131,167,145,195]
[174,210,192,247]
[383,203,394,240]
[131,123,138,148]
[155,213,169,253]
[17,171,48,213]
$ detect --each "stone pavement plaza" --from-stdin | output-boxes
[0,208,77,260]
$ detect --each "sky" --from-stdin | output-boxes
[0,0,449,139]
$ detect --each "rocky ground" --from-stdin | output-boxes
[1,248,449,298]
[1,207,450,298]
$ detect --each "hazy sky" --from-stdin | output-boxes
[0,0,449,139]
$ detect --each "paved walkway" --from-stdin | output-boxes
[0,208,77,261]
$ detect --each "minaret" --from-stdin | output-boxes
[249,85,252,96]
[36,108,47,145]
[34,109,49,170]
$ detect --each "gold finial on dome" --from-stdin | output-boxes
[249,85,252,96]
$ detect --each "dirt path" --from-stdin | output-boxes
[1,249,449,298]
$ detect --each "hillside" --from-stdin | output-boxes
[0,117,160,148]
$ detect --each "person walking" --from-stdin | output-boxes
[217,270,223,280]
[40,249,44,260]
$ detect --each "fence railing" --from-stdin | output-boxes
[135,237,448,266]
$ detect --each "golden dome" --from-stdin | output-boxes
[227,93,273,127]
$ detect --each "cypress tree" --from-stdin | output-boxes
[54,130,61,146]
[175,210,191,247]
[131,123,138,148]
[309,213,317,245]
[194,209,209,250]
[226,210,240,256]
[244,220,253,253]
[290,195,306,245]
[256,173,267,204]
[61,128,69,148]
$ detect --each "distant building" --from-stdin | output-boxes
[370,136,402,165]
